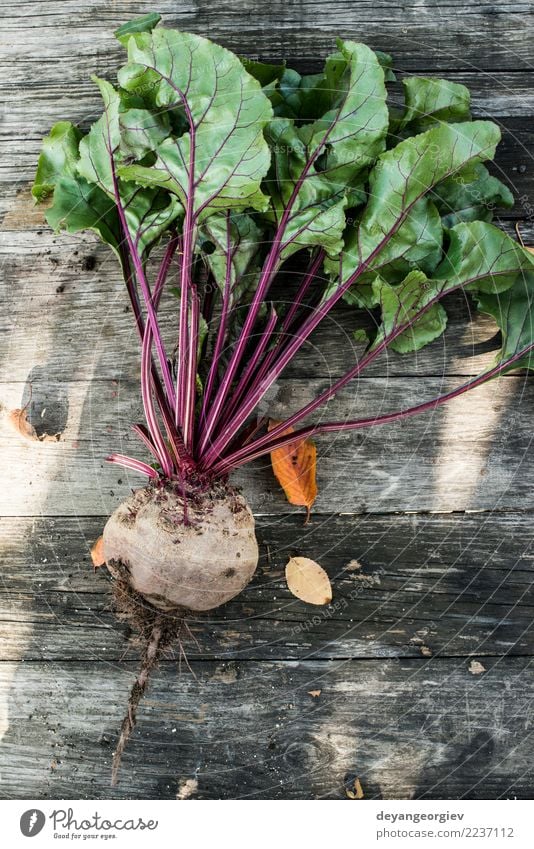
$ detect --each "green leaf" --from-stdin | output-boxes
[240,57,285,88]
[373,271,448,353]
[436,220,534,294]
[360,221,534,358]
[264,43,388,259]
[45,175,122,255]
[266,68,303,118]
[432,163,514,227]
[78,77,172,192]
[259,67,339,121]
[262,48,393,120]
[344,283,380,310]
[114,13,161,48]
[342,120,501,279]
[33,100,124,254]
[32,122,84,202]
[375,51,396,82]
[265,120,349,258]
[77,77,182,254]
[200,212,262,298]
[117,28,273,220]
[305,41,388,176]
[119,107,170,159]
[399,76,471,132]
[353,327,371,343]
[124,187,183,257]
[475,274,534,371]
[77,77,122,195]
[34,23,533,396]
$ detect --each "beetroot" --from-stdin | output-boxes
[103,484,258,612]
[32,15,534,784]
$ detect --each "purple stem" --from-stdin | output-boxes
[119,238,195,473]
[175,100,197,447]
[215,306,279,434]
[198,249,372,467]
[148,236,197,474]
[138,235,183,477]
[110,168,177,411]
[212,345,534,475]
[106,453,159,480]
[119,247,174,431]
[209,261,528,470]
[198,213,234,428]
[140,336,173,476]
[281,249,326,334]
[131,424,160,461]
[225,249,325,424]
[154,237,196,471]
[200,125,503,468]
[182,283,200,451]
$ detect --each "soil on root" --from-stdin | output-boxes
[107,558,195,786]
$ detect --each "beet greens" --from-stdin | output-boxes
[33,14,534,487]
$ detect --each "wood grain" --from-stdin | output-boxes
[1,512,534,662]
[2,371,534,515]
[3,223,534,382]
[1,1,533,72]
[1,657,532,800]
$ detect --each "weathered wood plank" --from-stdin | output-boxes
[3,72,534,131]
[2,590,533,661]
[0,657,532,799]
[5,512,534,590]
[1,512,533,661]
[1,371,533,515]
[1,0,533,74]
[2,222,534,384]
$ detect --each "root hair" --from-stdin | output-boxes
[107,559,189,786]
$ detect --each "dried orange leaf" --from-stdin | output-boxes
[90,535,106,569]
[308,689,322,698]
[8,408,60,442]
[285,556,332,605]
[269,420,317,522]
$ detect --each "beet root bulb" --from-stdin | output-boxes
[103,483,259,613]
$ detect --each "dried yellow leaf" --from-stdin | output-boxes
[285,556,332,605]
[345,777,364,799]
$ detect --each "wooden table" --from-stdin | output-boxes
[1,1,534,799]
